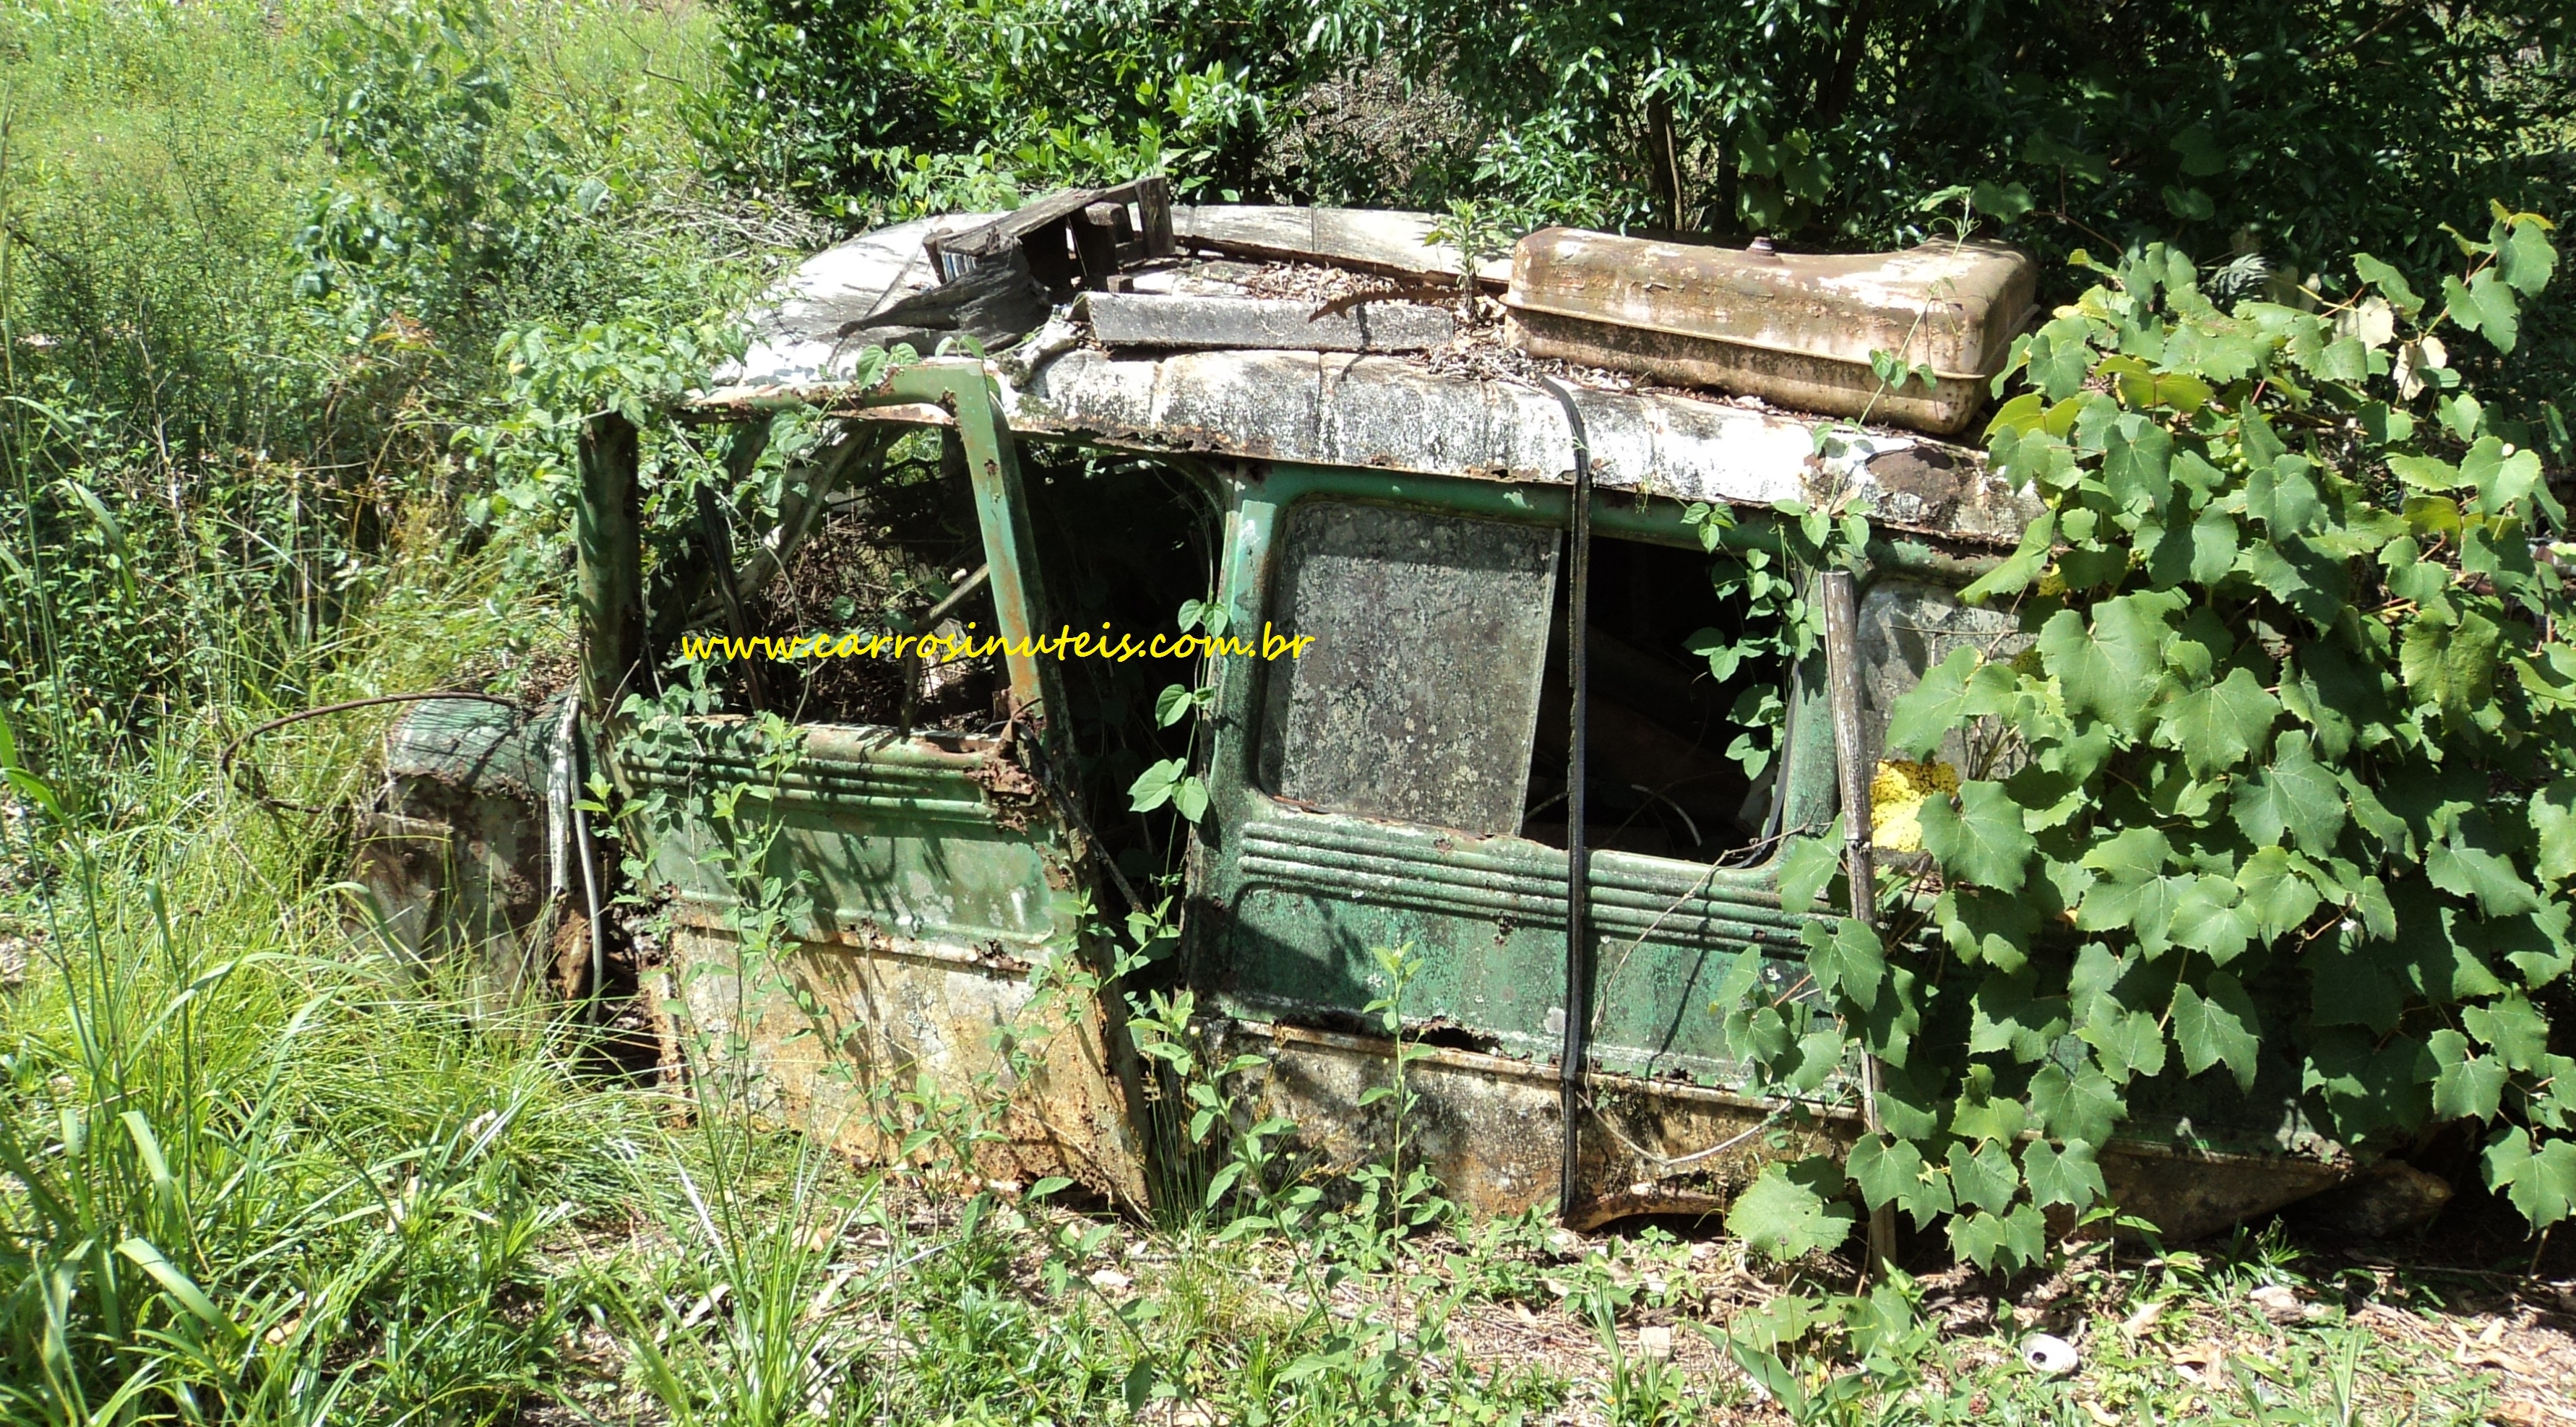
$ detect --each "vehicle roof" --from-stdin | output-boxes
[692,208,2041,544]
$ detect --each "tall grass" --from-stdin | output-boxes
[0,517,654,1423]
[0,0,773,785]
[0,4,792,1420]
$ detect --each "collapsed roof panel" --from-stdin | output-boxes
[697,204,2042,543]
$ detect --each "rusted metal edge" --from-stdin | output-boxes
[1232,1016,2351,1175]
[663,895,1042,971]
[679,391,957,426]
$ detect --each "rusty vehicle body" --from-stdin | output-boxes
[369,202,2355,1241]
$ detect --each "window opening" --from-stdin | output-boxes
[731,428,1005,729]
[1519,534,1789,859]
[1024,454,1220,885]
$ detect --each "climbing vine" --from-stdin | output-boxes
[1683,493,1869,781]
[1726,204,2575,1268]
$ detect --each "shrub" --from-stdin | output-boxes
[1731,207,2576,1268]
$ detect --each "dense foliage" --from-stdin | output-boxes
[1720,208,2576,1268]
[0,0,780,785]
[707,0,2576,429]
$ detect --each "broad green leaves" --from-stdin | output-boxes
[1127,758,1209,822]
[2484,1129,2576,1228]
[2154,666,2278,777]
[2170,974,2261,1090]
[1726,1157,1856,1259]
[1734,211,2574,1270]
[2230,730,2345,850]
[2443,271,2519,353]
[1917,781,2035,892]
[2038,598,2176,737]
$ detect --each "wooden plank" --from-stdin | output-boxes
[1172,205,1513,286]
[1084,293,1458,353]
[1076,202,1123,290]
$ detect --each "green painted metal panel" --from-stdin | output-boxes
[1184,460,1843,1092]
[624,361,1089,962]
[626,721,1080,957]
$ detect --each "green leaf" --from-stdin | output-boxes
[2387,453,2463,493]
[1874,1059,1946,1140]
[1785,1027,1847,1092]
[2426,829,2541,918]
[1726,1292,1825,1355]
[1952,1082,2030,1143]
[2078,874,2184,958]
[1970,180,2034,224]
[1154,684,1195,728]
[1968,968,2066,1063]
[2030,1060,2124,1145]
[2463,993,2551,1071]
[2081,1006,2168,1084]
[117,1238,239,1340]
[2494,215,2558,297]
[2483,1129,2576,1229]
[2429,1030,2505,1121]
[2027,316,2095,400]
[1946,1139,2020,1215]
[2082,826,2173,884]
[1887,647,1978,759]
[1171,775,1210,823]
[2531,780,2576,881]
[1778,819,1844,909]
[2229,729,2348,853]
[1127,759,1185,812]
[2145,502,2241,588]
[1936,885,2048,973]
[1804,916,1886,1013]
[2443,269,2520,354]
[2101,413,2174,512]
[2245,457,2325,535]
[2352,253,2424,317]
[2171,973,2261,1091]
[1960,512,2056,603]
[2155,665,2280,777]
[2022,1139,2105,1212]
[1948,1202,2049,1272]
[2306,1027,2438,1138]
[2040,596,2178,737]
[2460,435,2543,512]
[1726,1000,1794,1067]
[2236,846,2325,940]
[1918,780,2037,892]
[2403,495,2463,538]
[2168,876,2257,967]
[2486,903,2576,987]
[1726,1157,1856,1260]
[2170,126,2226,177]
[1846,1132,1952,1230]
[2161,184,2213,222]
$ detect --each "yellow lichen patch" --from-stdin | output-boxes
[1871,758,1960,853]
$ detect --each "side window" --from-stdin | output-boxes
[1256,501,1559,837]
[1519,534,1793,859]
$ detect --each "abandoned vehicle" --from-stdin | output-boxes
[356,184,2363,1242]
